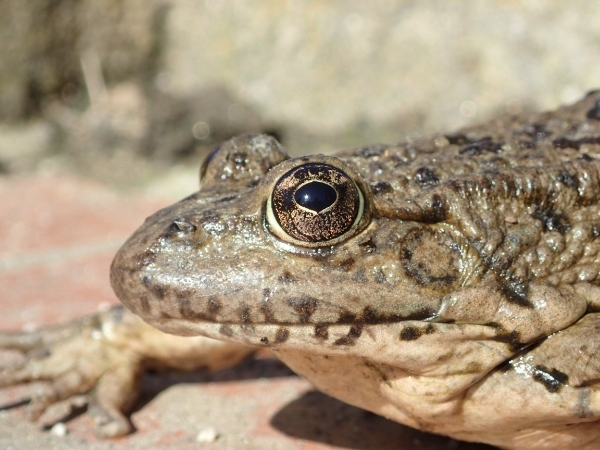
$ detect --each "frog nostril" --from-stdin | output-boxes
[169,219,197,234]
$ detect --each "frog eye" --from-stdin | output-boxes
[266,163,365,245]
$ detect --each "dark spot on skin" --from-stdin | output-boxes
[352,268,368,283]
[400,326,422,341]
[219,325,233,337]
[586,100,600,120]
[361,306,378,323]
[149,283,168,300]
[445,133,470,145]
[215,195,238,204]
[179,297,213,321]
[579,153,594,162]
[358,237,377,252]
[279,271,296,283]
[459,143,486,156]
[557,170,578,189]
[348,324,363,338]
[532,365,569,393]
[424,324,435,334]
[465,361,483,374]
[133,249,156,268]
[414,167,439,186]
[309,253,330,263]
[287,296,319,323]
[334,325,363,346]
[336,312,357,324]
[207,296,222,316]
[459,137,504,155]
[522,123,550,142]
[498,282,532,308]
[260,337,269,344]
[338,257,356,271]
[496,330,523,351]
[314,324,329,339]
[139,295,151,313]
[553,136,600,150]
[240,305,251,323]
[422,194,447,223]
[592,225,600,238]
[487,322,524,351]
[159,310,172,319]
[246,179,261,188]
[533,207,571,234]
[274,327,290,344]
[373,268,386,284]
[260,289,276,322]
[360,145,387,158]
[519,140,534,149]
[371,181,393,195]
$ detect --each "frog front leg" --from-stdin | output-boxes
[0,305,255,438]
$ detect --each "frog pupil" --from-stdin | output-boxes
[294,181,337,213]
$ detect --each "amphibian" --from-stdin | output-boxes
[4,92,600,449]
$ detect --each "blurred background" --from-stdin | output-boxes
[1,2,600,448]
[2,0,600,189]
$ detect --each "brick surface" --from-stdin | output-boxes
[0,174,493,449]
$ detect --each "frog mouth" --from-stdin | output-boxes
[140,299,440,343]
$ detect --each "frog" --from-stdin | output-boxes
[3,91,600,450]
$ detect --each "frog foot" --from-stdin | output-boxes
[0,308,142,438]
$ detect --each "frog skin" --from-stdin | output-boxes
[3,92,600,449]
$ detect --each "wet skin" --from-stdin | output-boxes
[4,92,600,449]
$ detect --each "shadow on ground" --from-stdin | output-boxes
[271,390,496,450]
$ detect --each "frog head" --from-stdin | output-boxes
[110,134,477,348]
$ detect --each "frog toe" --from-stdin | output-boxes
[0,330,44,352]
[0,355,61,388]
[0,317,95,352]
[88,356,143,437]
[26,369,98,421]
[89,400,134,438]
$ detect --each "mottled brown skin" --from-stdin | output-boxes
[4,93,600,448]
